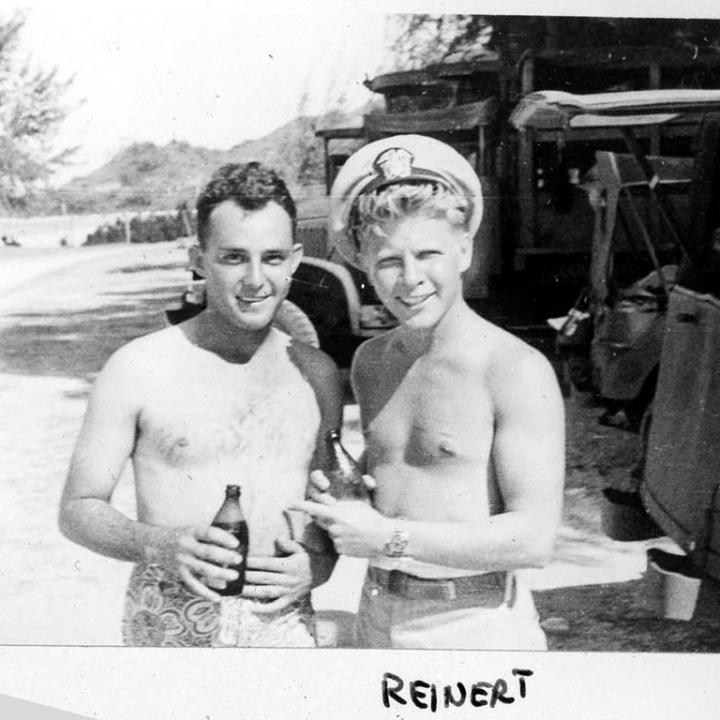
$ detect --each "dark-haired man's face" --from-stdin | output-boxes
[193,200,302,332]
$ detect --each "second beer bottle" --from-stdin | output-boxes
[211,484,249,597]
[324,429,369,501]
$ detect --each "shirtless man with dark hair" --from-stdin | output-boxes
[294,136,565,650]
[59,162,341,647]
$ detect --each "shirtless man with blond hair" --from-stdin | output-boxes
[59,162,341,647]
[294,135,565,649]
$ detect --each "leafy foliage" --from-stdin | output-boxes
[0,12,74,212]
[388,15,720,69]
[389,15,493,68]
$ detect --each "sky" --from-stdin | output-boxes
[13,0,720,184]
[16,1,395,183]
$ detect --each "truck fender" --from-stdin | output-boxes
[295,256,362,335]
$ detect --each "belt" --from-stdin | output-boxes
[367,566,509,604]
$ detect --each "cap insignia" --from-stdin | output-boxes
[373,147,414,182]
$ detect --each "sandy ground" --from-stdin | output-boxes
[0,244,141,295]
[1,241,718,650]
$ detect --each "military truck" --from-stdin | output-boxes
[292,48,720,362]
[168,47,720,366]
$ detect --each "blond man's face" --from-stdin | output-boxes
[360,213,471,330]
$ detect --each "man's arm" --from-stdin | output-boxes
[304,344,373,502]
[295,349,565,572]
[58,344,241,600]
[293,342,343,584]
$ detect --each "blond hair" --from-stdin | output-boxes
[353,182,469,242]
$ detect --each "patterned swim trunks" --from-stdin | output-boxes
[122,563,316,648]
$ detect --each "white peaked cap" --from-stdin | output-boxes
[328,134,484,268]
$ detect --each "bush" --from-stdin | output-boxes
[84,210,190,246]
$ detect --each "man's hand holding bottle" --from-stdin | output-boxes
[292,469,390,558]
[143,524,243,602]
[306,468,376,506]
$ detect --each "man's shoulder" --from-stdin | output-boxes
[475,324,560,407]
[346,333,395,402]
[84,328,181,410]
[286,338,342,422]
[101,326,181,377]
[114,325,179,356]
[450,314,553,380]
[482,320,538,360]
[351,330,392,370]
[286,337,339,385]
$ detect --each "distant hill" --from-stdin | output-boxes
[57,110,365,214]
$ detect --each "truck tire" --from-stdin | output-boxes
[273,300,320,348]
[165,294,320,349]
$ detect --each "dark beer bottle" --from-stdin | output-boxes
[324,429,368,501]
[211,484,249,597]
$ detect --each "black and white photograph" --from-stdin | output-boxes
[1,1,719,717]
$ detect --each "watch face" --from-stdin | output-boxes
[385,529,409,557]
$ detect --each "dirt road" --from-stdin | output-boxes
[0,244,140,297]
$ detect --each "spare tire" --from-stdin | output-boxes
[165,294,319,349]
[273,299,320,348]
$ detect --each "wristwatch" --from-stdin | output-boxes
[383,526,410,558]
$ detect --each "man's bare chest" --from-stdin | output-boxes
[362,364,494,466]
[136,363,318,467]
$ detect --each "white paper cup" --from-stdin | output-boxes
[648,561,702,621]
